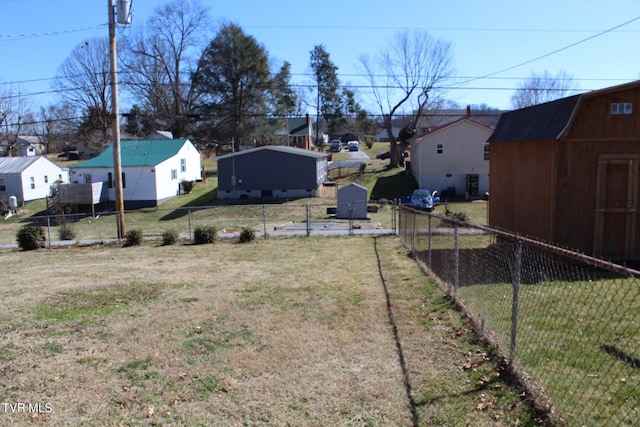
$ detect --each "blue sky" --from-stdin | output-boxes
[0,0,638,113]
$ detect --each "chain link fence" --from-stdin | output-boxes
[399,205,640,425]
[0,200,396,247]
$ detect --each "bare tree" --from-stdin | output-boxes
[510,70,578,109]
[37,102,81,154]
[359,30,455,167]
[53,37,112,150]
[120,0,210,138]
[0,85,36,156]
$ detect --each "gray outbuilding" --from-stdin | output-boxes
[336,182,368,219]
[216,146,329,199]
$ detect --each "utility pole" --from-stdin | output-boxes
[108,0,130,238]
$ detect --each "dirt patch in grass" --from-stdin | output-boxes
[0,237,541,426]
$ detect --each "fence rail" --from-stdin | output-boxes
[399,205,640,426]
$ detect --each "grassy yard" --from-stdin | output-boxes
[0,236,542,426]
[2,146,490,246]
[457,278,640,425]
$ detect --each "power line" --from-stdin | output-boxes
[456,15,640,87]
[244,24,640,34]
[0,24,107,41]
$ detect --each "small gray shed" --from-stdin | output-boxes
[336,183,368,219]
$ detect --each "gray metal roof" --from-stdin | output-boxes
[216,145,328,160]
[487,95,581,143]
[0,156,43,174]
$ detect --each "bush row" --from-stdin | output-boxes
[15,224,257,250]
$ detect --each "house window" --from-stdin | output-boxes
[30,177,35,189]
[0,178,5,192]
[107,172,126,188]
[171,169,177,180]
[58,174,62,181]
[611,102,632,115]
[484,143,490,161]
[180,158,186,172]
[436,144,443,154]
[44,175,48,184]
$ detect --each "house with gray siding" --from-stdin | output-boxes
[216,146,329,199]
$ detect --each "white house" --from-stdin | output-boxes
[17,135,47,157]
[0,156,69,205]
[70,138,202,208]
[409,118,493,198]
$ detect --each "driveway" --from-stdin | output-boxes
[328,149,369,170]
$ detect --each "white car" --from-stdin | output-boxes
[347,141,359,151]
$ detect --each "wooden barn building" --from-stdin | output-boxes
[487,80,640,260]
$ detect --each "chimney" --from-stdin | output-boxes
[466,105,471,118]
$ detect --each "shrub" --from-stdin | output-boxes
[239,227,256,243]
[181,180,195,194]
[16,225,46,250]
[162,229,179,246]
[446,209,469,222]
[58,223,76,241]
[124,229,144,246]
[193,225,217,244]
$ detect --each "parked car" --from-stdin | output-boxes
[376,150,408,160]
[347,141,359,151]
[400,189,440,212]
[329,140,342,152]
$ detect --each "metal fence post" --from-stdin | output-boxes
[428,214,432,268]
[47,215,51,247]
[392,200,396,235]
[510,238,522,364]
[411,209,417,253]
[188,209,192,240]
[306,203,310,237]
[262,205,267,239]
[454,223,460,292]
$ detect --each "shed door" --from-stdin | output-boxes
[593,156,639,259]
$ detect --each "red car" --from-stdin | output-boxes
[376,150,408,160]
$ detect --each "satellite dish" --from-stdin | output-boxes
[117,0,131,24]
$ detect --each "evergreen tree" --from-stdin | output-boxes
[192,23,271,149]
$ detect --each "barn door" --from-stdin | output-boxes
[593,156,639,259]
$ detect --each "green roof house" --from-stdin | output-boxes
[71,138,202,208]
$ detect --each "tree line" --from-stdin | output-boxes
[0,0,577,168]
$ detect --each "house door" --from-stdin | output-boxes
[466,174,479,196]
[593,156,640,259]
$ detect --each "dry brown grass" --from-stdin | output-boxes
[0,236,539,426]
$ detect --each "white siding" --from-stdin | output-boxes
[19,158,69,202]
[411,119,492,196]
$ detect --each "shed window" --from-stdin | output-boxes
[611,102,632,115]
[30,177,35,189]
[180,158,186,172]
[171,169,177,180]
[483,143,490,161]
[0,178,5,192]
[436,144,443,154]
[44,175,48,184]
